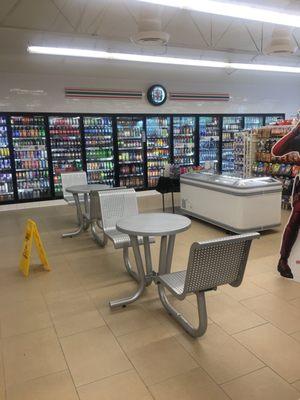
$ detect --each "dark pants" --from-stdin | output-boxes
[281,207,300,260]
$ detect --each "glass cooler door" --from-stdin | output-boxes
[83,116,114,186]
[49,116,83,197]
[11,115,50,200]
[244,116,264,130]
[265,115,284,125]
[0,116,14,202]
[146,116,171,188]
[117,116,145,189]
[199,116,221,172]
[173,116,196,166]
[222,116,243,174]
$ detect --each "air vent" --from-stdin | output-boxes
[131,5,170,46]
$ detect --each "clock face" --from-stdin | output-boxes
[147,85,167,106]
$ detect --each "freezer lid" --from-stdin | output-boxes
[180,172,282,190]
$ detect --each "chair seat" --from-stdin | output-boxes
[106,229,155,249]
[159,270,186,296]
[64,193,87,205]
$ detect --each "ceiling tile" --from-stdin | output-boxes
[166,10,208,49]
[3,0,60,31]
[96,2,137,40]
[214,20,260,53]
[0,0,19,22]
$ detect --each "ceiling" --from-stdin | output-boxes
[1,0,300,81]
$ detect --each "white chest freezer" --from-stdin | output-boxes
[180,172,282,233]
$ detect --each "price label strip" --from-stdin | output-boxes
[20,219,51,277]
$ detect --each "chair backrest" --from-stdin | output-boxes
[183,233,259,294]
[98,189,138,232]
[61,172,87,200]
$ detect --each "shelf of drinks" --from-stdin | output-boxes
[118,136,142,140]
[148,157,169,161]
[120,173,143,178]
[147,146,169,150]
[119,160,143,164]
[200,136,219,140]
[119,147,142,151]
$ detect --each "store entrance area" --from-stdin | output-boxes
[1,197,300,400]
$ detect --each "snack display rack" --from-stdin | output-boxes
[252,124,298,208]
[233,130,254,178]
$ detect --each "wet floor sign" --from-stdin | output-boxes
[20,219,51,277]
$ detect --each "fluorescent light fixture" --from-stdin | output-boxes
[136,0,300,29]
[27,46,300,74]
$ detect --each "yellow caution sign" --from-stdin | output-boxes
[20,219,51,277]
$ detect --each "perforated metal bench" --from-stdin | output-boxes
[156,232,259,338]
[98,189,155,281]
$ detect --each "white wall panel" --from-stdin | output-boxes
[0,71,298,117]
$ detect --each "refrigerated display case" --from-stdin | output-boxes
[181,172,282,232]
[11,115,50,200]
[222,116,243,174]
[117,116,144,188]
[146,116,170,187]
[244,116,263,130]
[49,116,83,196]
[199,116,220,172]
[83,116,114,186]
[173,116,196,166]
[265,115,284,125]
[0,116,14,202]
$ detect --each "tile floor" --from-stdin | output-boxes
[0,196,300,399]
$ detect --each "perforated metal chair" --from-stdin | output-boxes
[98,189,154,281]
[156,232,259,338]
[61,171,87,204]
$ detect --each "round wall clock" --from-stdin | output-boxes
[147,85,167,106]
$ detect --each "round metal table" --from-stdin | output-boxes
[110,213,191,308]
[62,184,111,244]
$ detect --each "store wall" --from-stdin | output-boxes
[0,71,299,116]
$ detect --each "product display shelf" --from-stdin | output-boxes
[0,116,14,202]
[199,116,220,172]
[146,116,171,188]
[222,116,243,173]
[233,130,254,178]
[49,116,83,196]
[173,116,196,167]
[117,117,145,189]
[252,124,297,208]
[83,116,114,186]
[11,115,50,200]
[244,116,264,130]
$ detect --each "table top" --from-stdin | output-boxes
[116,213,191,236]
[66,184,111,194]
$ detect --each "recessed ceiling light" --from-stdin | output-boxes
[136,0,300,28]
[27,46,300,74]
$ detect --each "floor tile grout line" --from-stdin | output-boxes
[41,290,81,400]
[231,322,300,388]
[75,367,134,389]
[0,323,7,400]
[84,282,156,399]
